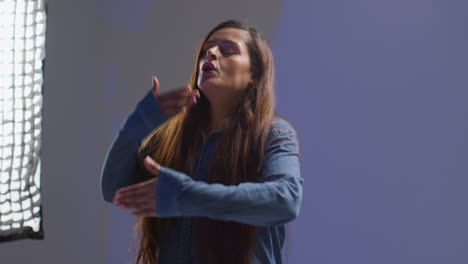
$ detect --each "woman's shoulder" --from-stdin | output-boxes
[268,116,298,143]
[270,116,296,134]
[265,117,300,156]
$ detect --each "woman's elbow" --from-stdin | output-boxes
[281,183,303,223]
[100,167,116,203]
[100,179,114,203]
[267,195,302,226]
[282,201,301,223]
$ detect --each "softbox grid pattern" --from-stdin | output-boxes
[0,0,46,242]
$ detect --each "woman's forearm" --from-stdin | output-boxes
[100,89,168,202]
[155,128,303,226]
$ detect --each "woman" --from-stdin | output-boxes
[101,19,303,264]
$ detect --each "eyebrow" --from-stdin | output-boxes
[203,39,240,49]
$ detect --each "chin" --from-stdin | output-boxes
[198,78,218,91]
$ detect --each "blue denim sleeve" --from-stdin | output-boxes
[100,89,168,203]
[155,125,303,226]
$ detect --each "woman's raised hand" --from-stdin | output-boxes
[152,75,200,118]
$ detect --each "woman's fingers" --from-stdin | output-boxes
[160,96,197,111]
[115,188,146,199]
[152,76,201,102]
[114,180,156,202]
[143,156,161,176]
[158,93,199,118]
[155,84,200,118]
[115,195,154,203]
[164,106,190,117]
[113,188,156,211]
[114,189,152,202]
[193,88,200,98]
[132,209,156,217]
[115,179,153,194]
[112,160,159,216]
[163,108,183,117]
[117,200,153,209]
[159,89,199,106]
[113,186,156,209]
[114,192,156,216]
[115,188,151,202]
[157,85,191,100]
[152,75,160,96]
[159,99,186,111]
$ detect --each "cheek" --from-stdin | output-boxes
[226,60,251,81]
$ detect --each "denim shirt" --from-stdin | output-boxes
[100,89,304,264]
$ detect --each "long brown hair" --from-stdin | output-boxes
[134,19,276,264]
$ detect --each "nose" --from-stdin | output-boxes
[205,46,219,60]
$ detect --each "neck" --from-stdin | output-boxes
[205,89,244,135]
[207,101,229,135]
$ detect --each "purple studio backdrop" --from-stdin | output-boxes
[1,1,467,263]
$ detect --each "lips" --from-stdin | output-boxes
[200,61,218,80]
[202,61,217,72]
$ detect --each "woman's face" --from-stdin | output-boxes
[197,28,252,104]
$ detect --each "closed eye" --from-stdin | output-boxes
[220,42,237,55]
[201,40,240,56]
